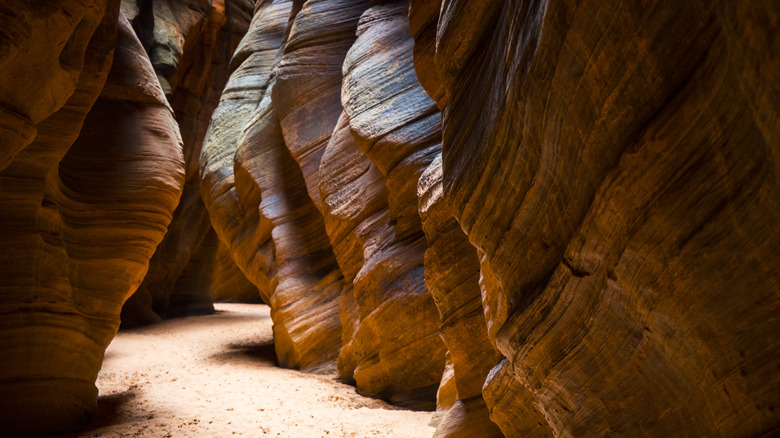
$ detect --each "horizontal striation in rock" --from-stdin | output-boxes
[418,154,504,437]
[319,111,389,383]
[272,0,369,210]
[202,0,343,371]
[235,76,344,371]
[407,0,446,108]
[200,0,291,298]
[209,237,262,303]
[336,1,446,410]
[120,0,255,324]
[0,7,184,435]
[418,0,780,436]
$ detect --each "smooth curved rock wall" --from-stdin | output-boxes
[201,0,346,371]
[418,154,504,437]
[210,238,262,303]
[0,6,184,435]
[200,0,290,298]
[3,1,774,436]
[413,0,780,436]
[328,1,447,409]
[273,0,369,209]
[201,0,450,395]
[120,0,255,326]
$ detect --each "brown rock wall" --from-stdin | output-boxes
[335,1,446,409]
[418,154,504,437]
[273,0,369,209]
[415,0,780,436]
[210,238,262,303]
[318,111,387,382]
[200,0,291,298]
[201,0,345,371]
[0,0,112,171]
[0,7,184,435]
[120,0,255,325]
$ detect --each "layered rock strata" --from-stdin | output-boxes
[272,0,369,208]
[200,0,290,301]
[120,0,255,326]
[327,1,447,409]
[201,0,451,399]
[0,6,184,435]
[2,1,775,436]
[418,155,504,437]
[210,238,262,303]
[201,0,346,371]
[413,0,780,436]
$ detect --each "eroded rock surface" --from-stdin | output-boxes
[201,0,450,394]
[2,1,776,436]
[201,0,346,371]
[332,1,446,409]
[418,155,503,437]
[210,238,262,303]
[0,0,111,171]
[0,6,184,435]
[120,0,255,325]
[272,0,369,209]
[413,0,780,436]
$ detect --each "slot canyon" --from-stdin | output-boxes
[0,0,778,436]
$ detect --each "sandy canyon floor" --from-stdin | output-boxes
[64,303,437,437]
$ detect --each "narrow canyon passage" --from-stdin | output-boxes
[66,304,435,437]
[1,1,777,436]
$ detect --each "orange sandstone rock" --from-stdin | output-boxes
[0,7,184,435]
[335,1,446,409]
[201,0,344,371]
[418,154,504,437]
[120,0,254,325]
[414,0,780,435]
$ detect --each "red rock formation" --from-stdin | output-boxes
[318,111,384,382]
[201,0,345,371]
[272,0,369,208]
[200,0,290,294]
[120,0,255,325]
[413,0,780,436]
[0,0,111,171]
[431,355,457,428]
[0,6,184,435]
[235,78,344,371]
[201,1,450,395]
[418,154,504,437]
[333,1,446,409]
[2,1,773,436]
[210,238,262,303]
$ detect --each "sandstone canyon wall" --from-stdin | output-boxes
[0,0,778,436]
[199,0,449,397]
[119,0,258,327]
[0,2,184,435]
[412,0,780,436]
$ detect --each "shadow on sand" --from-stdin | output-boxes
[52,390,137,437]
[211,339,278,367]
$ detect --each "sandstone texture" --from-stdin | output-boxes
[413,0,780,436]
[418,154,504,437]
[200,0,450,401]
[273,0,369,210]
[0,5,184,435]
[201,0,346,371]
[120,0,255,326]
[1,0,777,436]
[209,238,262,303]
[332,1,447,409]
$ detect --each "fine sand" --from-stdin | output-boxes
[67,303,437,437]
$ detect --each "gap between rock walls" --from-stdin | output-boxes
[0,0,778,437]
